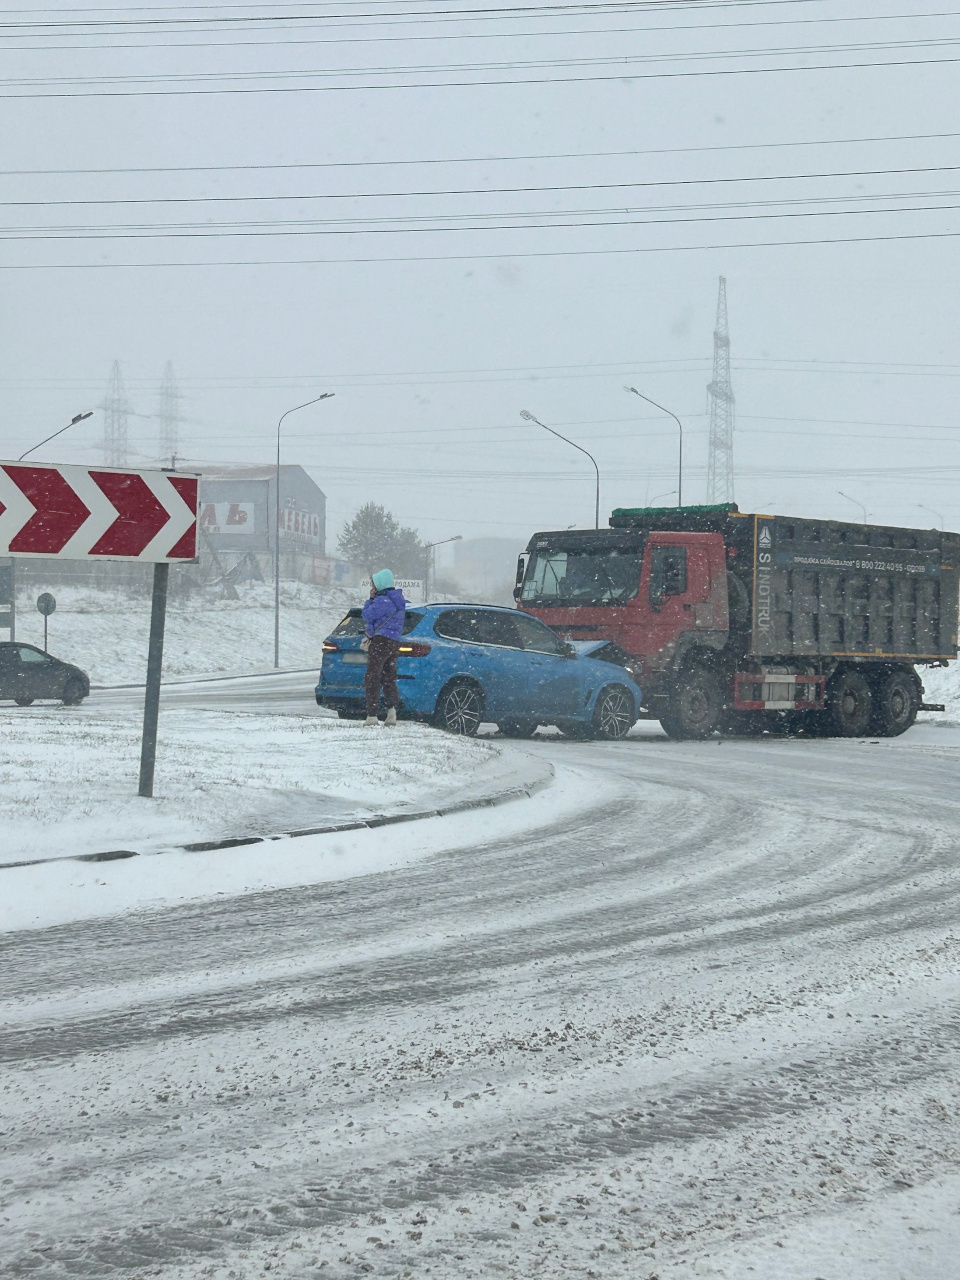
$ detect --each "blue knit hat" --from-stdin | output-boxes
[371,568,395,590]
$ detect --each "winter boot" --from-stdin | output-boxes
[384,707,398,728]
[363,715,379,728]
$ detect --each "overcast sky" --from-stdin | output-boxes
[2,0,959,554]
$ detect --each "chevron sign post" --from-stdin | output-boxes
[0,462,198,562]
[0,461,200,798]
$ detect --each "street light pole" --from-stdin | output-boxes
[274,392,334,669]
[424,534,463,602]
[838,490,867,525]
[519,410,600,529]
[623,387,683,508]
[18,411,94,462]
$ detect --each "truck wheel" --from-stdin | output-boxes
[871,669,919,737]
[828,669,873,737]
[660,666,723,740]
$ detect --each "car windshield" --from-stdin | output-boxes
[520,548,642,606]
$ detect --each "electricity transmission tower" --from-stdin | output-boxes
[706,276,736,503]
[158,361,181,468]
[100,360,131,467]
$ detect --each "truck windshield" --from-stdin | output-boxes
[521,548,642,606]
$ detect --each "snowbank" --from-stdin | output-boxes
[0,758,582,934]
[11,581,359,685]
[917,659,960,724]
[0,704,505,865]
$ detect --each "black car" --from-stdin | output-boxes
[0,643,89,706]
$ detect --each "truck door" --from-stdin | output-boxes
[625,532,726,668]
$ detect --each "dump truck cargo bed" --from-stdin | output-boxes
[610,504,960,662]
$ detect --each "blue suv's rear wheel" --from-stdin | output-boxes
[434,680,484,736]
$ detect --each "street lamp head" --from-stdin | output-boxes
[624,385,638,395]
[519,409,537,423]
[71,411,93,425]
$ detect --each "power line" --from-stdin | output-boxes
[3,225,959,267]
[0,1,833,32]
[0,0,813,12]
[5,33,957,85]
[8,164,960,208]
[8,129,959,178]
[3,7,955,49]
[3,9,957,51]
[1,49,958,97]
[8,196,960,240]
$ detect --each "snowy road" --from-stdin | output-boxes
[4,684,960,1279]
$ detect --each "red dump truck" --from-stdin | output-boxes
[514,504,959,739]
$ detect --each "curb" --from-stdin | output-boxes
[0,761,555,873]
[91,667,319,692]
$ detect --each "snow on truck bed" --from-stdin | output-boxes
[0,704,500,865]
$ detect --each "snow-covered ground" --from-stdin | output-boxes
[0,755,577,934]
[11,581,359,684]
[0,702,507,867]
[4,726,960,1280]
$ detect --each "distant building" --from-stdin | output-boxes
[198,464,326,557]
[454,537,526,603]
[196,464,355,585]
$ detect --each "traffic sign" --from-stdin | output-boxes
[0,462,199,562]
[37,591,56,653]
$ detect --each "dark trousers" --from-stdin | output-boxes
[365,635,400,715]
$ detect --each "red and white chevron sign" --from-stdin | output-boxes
[0,462,199,562]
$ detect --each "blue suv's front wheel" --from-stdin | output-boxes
[434,680,484,736]
[593,684,635,740]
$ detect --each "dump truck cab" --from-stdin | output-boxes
[515,524,730,682]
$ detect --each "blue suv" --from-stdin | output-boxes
[316,603,641,739]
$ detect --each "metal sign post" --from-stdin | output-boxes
[139,564,168,798]
[0,558,14,639]
[0,460,199,796]
[36,592,56,652]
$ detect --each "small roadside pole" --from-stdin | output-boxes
[0,459,199,798]
[36,591,56,652]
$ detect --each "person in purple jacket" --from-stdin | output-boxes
[360,568,407,727]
